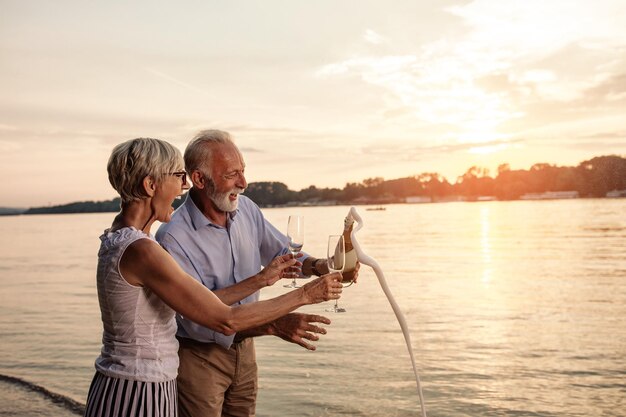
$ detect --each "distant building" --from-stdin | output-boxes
[606,190,626,198]
[405,196,432,204]
[436,195,466,203]
[520,191,579,200]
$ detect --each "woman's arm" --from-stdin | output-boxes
[212,253,302,306]
[120,239,342,336]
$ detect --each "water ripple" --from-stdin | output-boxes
[0,373,84,415]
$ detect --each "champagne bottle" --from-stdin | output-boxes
[336,215,358,284]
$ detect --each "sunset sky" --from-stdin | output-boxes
[1,0,625,207]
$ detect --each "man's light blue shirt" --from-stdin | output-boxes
[155,194,305,348]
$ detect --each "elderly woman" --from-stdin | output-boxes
[84,138,342,417]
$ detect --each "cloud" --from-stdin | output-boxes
[447,0,626,48]
[0,140,21,152]
[220,124,312,135]
[0,103,195,148]
[502,69,626,135]
[582,73,626,103]
[577,131,626,140]
[361,137,525,160]
[318,52,519,135]
[551,139,626,151]
[317,1,626,146]
[363,29,385,45]
[239,147,263,153]
[143,67,209,95]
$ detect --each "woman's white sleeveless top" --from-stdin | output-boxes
[94,227,179,382]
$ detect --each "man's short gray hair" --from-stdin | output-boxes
[107,137,183,203]
[184,129,235,175]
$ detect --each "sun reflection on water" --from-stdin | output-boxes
[480,205,493,285]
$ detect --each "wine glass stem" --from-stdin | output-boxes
[290,250,298,286]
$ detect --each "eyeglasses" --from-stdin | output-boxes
[170,171,188,186]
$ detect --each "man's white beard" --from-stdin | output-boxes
[210,188,244,212]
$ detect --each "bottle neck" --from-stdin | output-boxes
[343,218,355,251]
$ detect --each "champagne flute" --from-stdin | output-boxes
[325,234,352,313]
[283,215,304,288]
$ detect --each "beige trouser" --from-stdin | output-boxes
[177,337,258,417]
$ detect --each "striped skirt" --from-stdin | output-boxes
[84,372,177,417]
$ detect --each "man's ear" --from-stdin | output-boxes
[190,170,206,189]
[142,175,156,197]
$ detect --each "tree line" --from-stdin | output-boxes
[245,155,626,205]
[10,154,626,215]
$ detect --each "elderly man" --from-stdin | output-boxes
[156,130,344,417]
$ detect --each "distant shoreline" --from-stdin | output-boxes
[3,153,625,216]
[1,194,624,217]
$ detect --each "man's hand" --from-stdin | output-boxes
[318,259,361,284]
[310,259,361,284]
[270,313,331,351]
[258,253,303,287]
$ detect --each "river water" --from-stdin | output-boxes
[0,199,624,416]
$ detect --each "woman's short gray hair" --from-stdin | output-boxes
[107,138,184,203]
[184,129,235,175]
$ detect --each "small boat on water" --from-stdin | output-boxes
[366,206,386,211]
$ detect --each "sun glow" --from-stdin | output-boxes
[1,1,625,207]
[317,28,525,153]
[315,1,626,167]
[469,143,509,155]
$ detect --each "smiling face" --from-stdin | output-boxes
[204,142,247,213]
[153,170,190,223]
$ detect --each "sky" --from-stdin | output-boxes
[1,0,625,207]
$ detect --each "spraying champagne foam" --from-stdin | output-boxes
[346,207,427,417]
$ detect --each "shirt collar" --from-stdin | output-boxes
[184,193,240,231]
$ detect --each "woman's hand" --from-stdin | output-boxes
[301,272,343,304]
[258,253,302,287]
